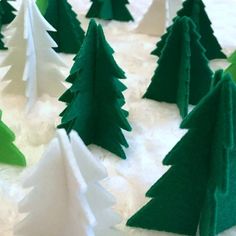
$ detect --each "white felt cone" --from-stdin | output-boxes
[1,0,66,111]
[15,130,122,236]
[136,0,167,36]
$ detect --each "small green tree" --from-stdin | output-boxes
[144,16,212,118]
[1,0,16,24]
[43,0,85,54]
[152,0,226,60]
[0,111,26,166]
[226,51,236,82]
[86,0,133,22]
[58,19,132,159]
[127,70,236,236]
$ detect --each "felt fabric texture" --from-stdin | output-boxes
[127,71,236,236]
[144,16,213,118]
[36,0,48,15]
[0,111,26,167]
[43,0,85,54]
[86,0,133,22]
[0,3,7,50]
[152,0,226,60]
[58,19,132,160]
[226,51,236,82]
[0,0,15,24]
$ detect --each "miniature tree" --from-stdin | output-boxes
[43,0,84,53]
[225,51,236,82]
[0,110,26,167]
[152,0,226,60]
[127,71,236,236]
[144,17,213,118]
[15,130,121,236]
[36,0,48,15]
[1,0,16,24]
[136,0,166,36]
[58,19,132,159]
[1,0,65,111]
[86,0,133,22]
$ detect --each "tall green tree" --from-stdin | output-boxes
[43,0,84,54]
[127,70,236,236]
[226,51,236,82]
[152,0,226,60]
[0,111,26,166]
[86,0,133,22]
[1,0,16,24]
[144,17,212,118]
[58,20,132,159]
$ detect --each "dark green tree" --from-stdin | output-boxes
[58,19,132,159]
[0,110,26,166]
[144,17,213,118]
[43,0,85,54]
[0,3,7,49]
[1,0,16,24]
[86,0,133,22]
[127,70,236,236]
[152,0,226,60]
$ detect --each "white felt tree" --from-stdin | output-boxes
[136,0,182,36]
[1,0,65,111]
[14,129,122,236]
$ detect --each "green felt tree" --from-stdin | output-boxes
[58,19,132,159]
[225,51,236,82]
[127,70,236,236]
[152,0,226,60]
[0,3,7,50]
[1,0,16,24]
[0,111,26,166]
[86,0,133,22]
[144,16,212,118]
[36,0,48,15]
[43,0,85,54]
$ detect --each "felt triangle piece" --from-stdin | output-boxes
[226,51,236,82]
[43,0,85,54]
[58,19,131,159]
[0,0,16,24]
[0,110,26,167]
[144,16,213,119]
[1,0,66,111]
[136,0,166,36]
[153,0,226,60]
[86,0,133,22]
[127,71,236,236]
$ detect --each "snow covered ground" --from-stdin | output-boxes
[0,0,236,235]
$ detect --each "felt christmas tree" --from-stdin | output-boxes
[36,0,48,15]
[1,0,16,24]
[58,20,132,159]
[127,70,236,236]
[152,0,226,60]
[144,16,213,118]
[86,0,133,22]
[1,0,65,111]
[0,110,26,167]
[226,51,236,82]
[43,0,84,53]
[15,130,121,236]
[136,0,166,36]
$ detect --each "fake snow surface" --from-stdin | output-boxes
[0,0,236,235]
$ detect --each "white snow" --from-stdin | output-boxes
[0,0,235,236]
